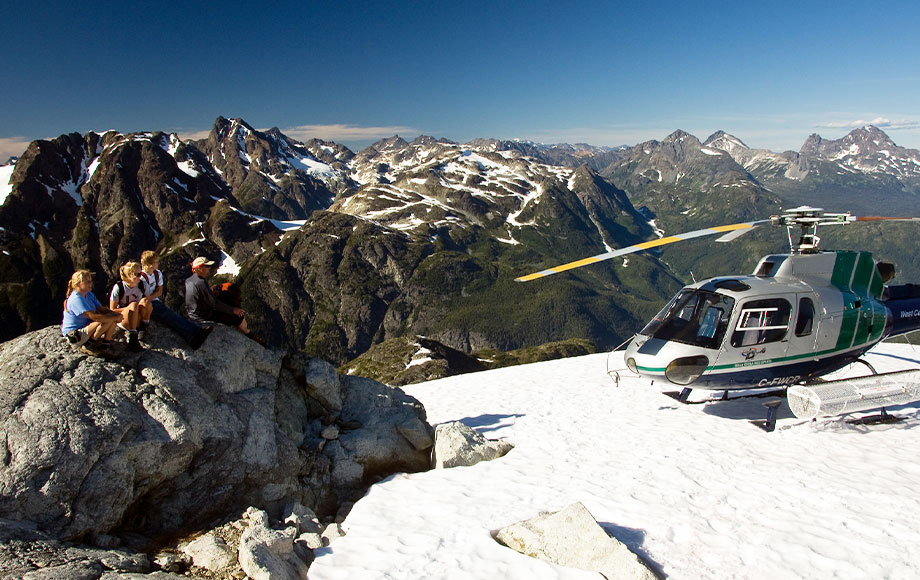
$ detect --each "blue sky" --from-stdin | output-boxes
[2,0,919,161]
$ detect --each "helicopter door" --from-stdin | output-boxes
[786,294,819,355]
[725,298,793,364]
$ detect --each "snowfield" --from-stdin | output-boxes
[310,343,920,580]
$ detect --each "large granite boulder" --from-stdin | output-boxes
[0,324,433,546]
[495,502,660,580]
[431,421,513,469]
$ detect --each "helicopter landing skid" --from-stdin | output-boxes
[845,407,904,426]
[752,400,784,433]
[663,387,787,405]
[663,387,789,432]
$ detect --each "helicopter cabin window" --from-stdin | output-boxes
[641,289,735,349]
[730,298,791,347]
[795,297,815,337]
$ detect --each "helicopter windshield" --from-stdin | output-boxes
[640,289,735,349]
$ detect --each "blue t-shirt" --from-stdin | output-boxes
[61,291,102,335]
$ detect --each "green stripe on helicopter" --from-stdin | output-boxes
[635,341,883,374]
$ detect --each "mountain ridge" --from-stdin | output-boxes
[2,118,919,367]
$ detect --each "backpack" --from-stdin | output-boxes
[140,270,163,297]
[213,281,242,308]
[111,280,128,307]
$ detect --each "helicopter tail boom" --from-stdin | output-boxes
[882,284,920,338]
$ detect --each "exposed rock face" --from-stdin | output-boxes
[495,502,660,580]
[0,519,158,578]
[0,324,432,545]
[240,211,435,362]
[196,117,350,220]
[341,335,488,386]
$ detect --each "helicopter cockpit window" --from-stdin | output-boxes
[730,298,791,347]
[795,297,815,337]
[641,289,735,349]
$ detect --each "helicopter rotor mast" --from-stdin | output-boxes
[769,206,849,254]
[772,206,920,254]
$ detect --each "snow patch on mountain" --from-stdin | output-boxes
[0,163,15,207]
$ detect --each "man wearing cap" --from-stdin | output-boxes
[185,256,253,338]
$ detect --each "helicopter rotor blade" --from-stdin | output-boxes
[714,224,762,242]
[853,215,920,224]
[515,219,770,282]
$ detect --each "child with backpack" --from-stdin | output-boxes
[109,261,152,351]
[140,250,212,349]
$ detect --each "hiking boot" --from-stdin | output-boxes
[80,344,101,357]
[66,329,89,347]
[80,342,118,359]
[127,332,144,352]
[189,325,213,350]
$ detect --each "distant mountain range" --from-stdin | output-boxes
[1,118,918,371]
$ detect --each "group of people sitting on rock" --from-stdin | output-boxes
[61,251,259,358]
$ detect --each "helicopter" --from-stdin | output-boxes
[517,206,920,410]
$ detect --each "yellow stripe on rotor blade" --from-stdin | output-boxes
[514,220,766,282]
[712,223,755,232]
[635,235,683,249]
[515,256,604,281]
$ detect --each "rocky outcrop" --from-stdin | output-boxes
[495,502,660,580]
[0,324,432,547]
[0,518,161,579]
[342,335,488,386]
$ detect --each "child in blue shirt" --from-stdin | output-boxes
[61,270,121,357]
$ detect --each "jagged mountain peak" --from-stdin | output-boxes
[797,125,915,167]
[662,130,701,147]
[366,135,411,153]
[211,116,256,141]
[841,125,897,150]
[410,135,456,147]
[799,133,823,155]
[704,131,749,151]
[664,129,692,140]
